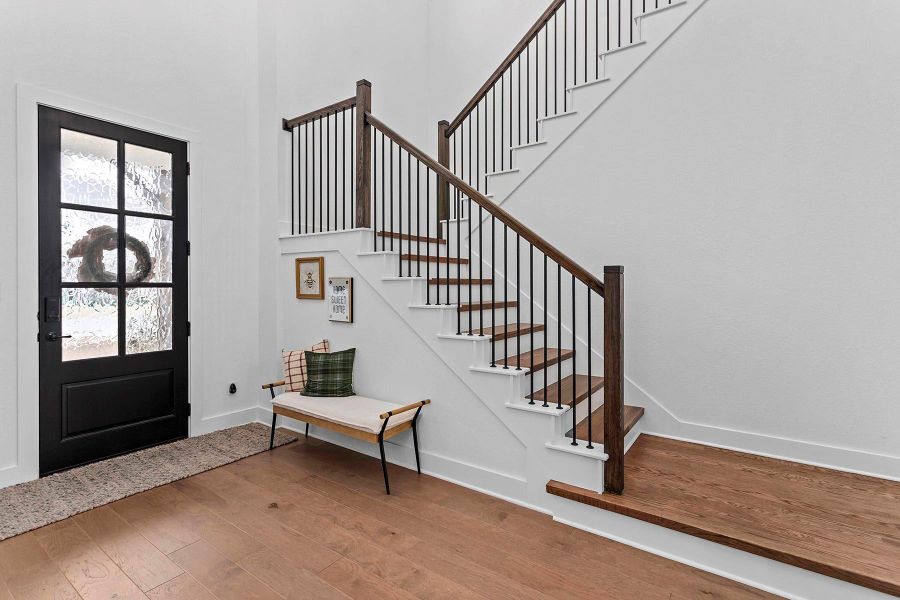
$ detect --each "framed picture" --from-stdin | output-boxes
[328,277,353,323]
[295,257,324,299]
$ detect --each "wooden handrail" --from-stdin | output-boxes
[283,95,356,130]
[365,111,604,297]
[446,0,566,135]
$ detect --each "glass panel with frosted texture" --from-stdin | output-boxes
[60,129,118,209]
[125,144,172,215]
[125,216,172,283]
[126,287,173,354]
[61,208,118,283]
[62,288,118,361]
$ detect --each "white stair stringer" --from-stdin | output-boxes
[465,0,707,243]
[279,229,609,505]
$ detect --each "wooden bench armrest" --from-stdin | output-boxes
[380,399,431,420]
[262,380,286,390]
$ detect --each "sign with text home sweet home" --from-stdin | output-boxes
[328,277,353,323]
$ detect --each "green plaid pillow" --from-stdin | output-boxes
[302,348,355,397]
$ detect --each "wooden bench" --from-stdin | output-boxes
[262,380,430,494]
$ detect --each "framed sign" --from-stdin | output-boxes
[328,277,353,323]
[295,257,324,299]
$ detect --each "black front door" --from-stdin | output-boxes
[38,107,189,475]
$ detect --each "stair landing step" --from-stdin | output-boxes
[378,230,446,244]
[528,374,604,406]
[468,323,544,341]
[547,434,900,596]
[497,347,573,372]
[458,300,517,312]
[401,254,468,264]
[566,405,644,443]
[429,278,493,285]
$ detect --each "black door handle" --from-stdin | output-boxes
[46,332,72,342]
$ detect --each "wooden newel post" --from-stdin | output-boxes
[355,79,372,229]
[436,120,450,224]
[603,265,625,494]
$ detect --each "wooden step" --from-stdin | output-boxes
[468,323,544,341]
[378,230,446,244]
[528,374,604,406]
[566,405,644,443]
[458,300,517,312]
[547,434,900,596]
[496,347,573,372]
[401,254,468,264]
[429,278,493,285]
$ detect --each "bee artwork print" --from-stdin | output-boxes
[295,257,324,299]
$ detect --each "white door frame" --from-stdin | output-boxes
[7,83,205,488]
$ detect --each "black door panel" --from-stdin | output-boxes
[38,107,189,475]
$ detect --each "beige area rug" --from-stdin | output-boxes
[0,422,296,541]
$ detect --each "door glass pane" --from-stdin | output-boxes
[126,216,172,283]
[60,129,118,209]
[125,144,172,215]
[126,287,173,354]
[62,288,118,361]
[61,208,118,283]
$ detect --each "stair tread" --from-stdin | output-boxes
[458,300,517,312]
[378,230,446,244]
[401,254,469,264]
[429,278,493,285]
[566,405,644,444]
[496,347,573,371]
[468,323,544,341]
[528,374,604,405]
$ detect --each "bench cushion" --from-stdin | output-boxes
[272,392,417,434]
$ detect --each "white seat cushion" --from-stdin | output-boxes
[272,393,417,434]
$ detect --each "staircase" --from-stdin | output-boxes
[275,2,900,597]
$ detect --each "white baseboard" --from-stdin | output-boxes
[192,406,262,437]
[259,408,539,513]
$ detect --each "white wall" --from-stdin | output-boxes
[0,0,263,485]
[500,0,900,469]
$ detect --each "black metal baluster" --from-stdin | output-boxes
[326,113,330,231]
[575,0,579,85]
[516,233,521,370]
[342,109,346,229]
[630,0,633,44]
[479,203,484,337]
[491,215,496,366]
[468,193,473,335]
[508,70,513,165]
[529,244,534,403]
[468,114,472,190]
[390,139,394,250]
[477,99,481,194]
[557,262,562,409]
[554,12,559,115]
[492,86,496,176]
[373,126,377,250]
[398,144,402,276]
[290,126,294,235]
[318,116,322,232]
[526,43,530,144]
[564,0,568,111]
[500,74,505,171]
[571,274,578,445]
[416,158,421,278]
[305,123,309,235]
[618,0,622,48]
[381,132,385,250]
[517,57,522,146]
[586,287,594,448]
[426,166,431,304]
[545,25,549,118]
[543,254,549,407]
[456,188,461,334]
[503,224,509,368]
[334,110,337,230]
[596,0,600,79]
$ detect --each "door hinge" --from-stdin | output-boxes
[186,321,191,336]
[186,240,191,256]
[186,161,191,176]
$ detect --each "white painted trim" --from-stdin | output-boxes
[12,84,205,488]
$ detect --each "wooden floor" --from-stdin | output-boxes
[0,433,779,600]
[548,435,900,597]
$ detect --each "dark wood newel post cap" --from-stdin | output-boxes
[604,265,624,274]
[356,79,372,88]
[438,119,449,126]
[281,118,291,132]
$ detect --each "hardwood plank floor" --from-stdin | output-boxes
[548,434,900,596]
[0,432,779,599]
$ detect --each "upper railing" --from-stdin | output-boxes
[439,0,672,198]
[283,81,626,494]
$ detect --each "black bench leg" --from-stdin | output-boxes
[412,421,421,474]
[269,411,277,450]
[305,423,309,439]
[378,438,391,495]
